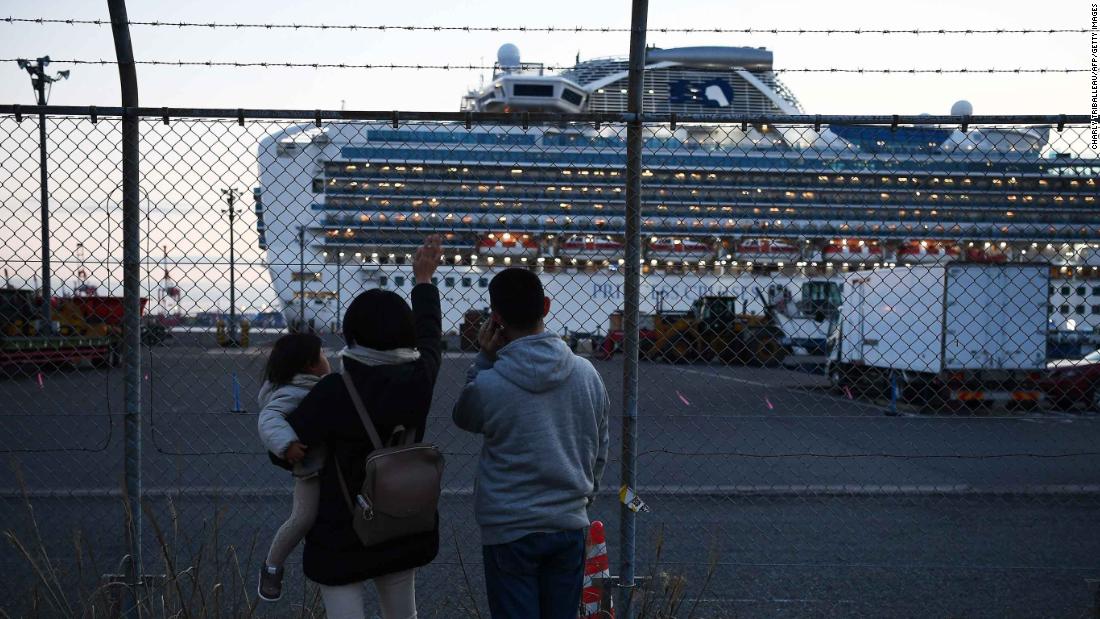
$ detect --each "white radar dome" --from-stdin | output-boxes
[950,100,973,116]
[497,43,521,68]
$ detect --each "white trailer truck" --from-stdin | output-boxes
[827,264,1048,410]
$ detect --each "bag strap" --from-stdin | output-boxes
[333,456,358,515]
[341,371,384,451]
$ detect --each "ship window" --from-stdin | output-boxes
[445,277,456,288]
[1076,304,1086,314]
[291,271,321,282]
[561,89,584,105]
[513,83,554,97]
[1093,287,1100,297]
[462,277,472,288]
[431,277,439,286]
[394,276,405,287]
[478,277,489,288]
[380,276,388,287]
[1060,304,1069,315]
[1093,305,1100,315]
[1061,285,1071,295]
[1077,286,1087,296]
[312,179,324,193]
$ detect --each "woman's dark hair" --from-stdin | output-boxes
[342,289,416,350]
[264,333,323,385]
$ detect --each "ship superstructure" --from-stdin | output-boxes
[256,44,1100,337]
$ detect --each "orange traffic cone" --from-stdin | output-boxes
[581,521,614,618]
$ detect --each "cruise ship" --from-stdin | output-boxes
[255,44,1100,342]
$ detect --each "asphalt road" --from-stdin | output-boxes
[2,339,1099,617]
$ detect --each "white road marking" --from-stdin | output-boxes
[672,367,769,387]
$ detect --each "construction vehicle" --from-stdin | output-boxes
[1,288,146,372]
[596,311,661,360]
[645,295,788,365]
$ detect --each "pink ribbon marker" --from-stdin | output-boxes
[765,396,774,410]
[37,372,44,389]
[676,391,691,406]
[843,386,853,400]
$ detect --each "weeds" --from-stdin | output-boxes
[3,460,323,618]
[5,459,719,618]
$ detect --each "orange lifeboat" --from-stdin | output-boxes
[732,238,801,264]
[647,237,713,262]
[558,235,624,261]
[476,232,539,257]
[896,240,961,264]
[822,240,883,263]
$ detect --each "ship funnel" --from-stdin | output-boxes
[646,46,773,70]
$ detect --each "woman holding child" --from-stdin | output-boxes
[257,235,445,619]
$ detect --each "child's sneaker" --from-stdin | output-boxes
[257,564,284,602]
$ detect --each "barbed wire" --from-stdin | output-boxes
[1,17,1089,35]
[0,58,1088,73]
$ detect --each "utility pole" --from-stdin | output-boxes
[17,57,70,334]
[221,188,242,346]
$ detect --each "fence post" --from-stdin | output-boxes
[619,0,648,616]
[106,1,142,616]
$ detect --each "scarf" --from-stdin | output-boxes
[257,372,323,407]
[339,344,420,370]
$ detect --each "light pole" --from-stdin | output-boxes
[17,56,70,333]
[221,188,242,345]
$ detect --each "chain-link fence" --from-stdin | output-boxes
[1,108,1099,617]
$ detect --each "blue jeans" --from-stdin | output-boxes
[482,529,586,619]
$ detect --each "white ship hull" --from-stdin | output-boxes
[276,265,820,335]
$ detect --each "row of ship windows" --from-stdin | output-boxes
[1052,286,1100,297]
[319,164,1091,191]
[332,147,1098,174]
[382,275,486,289]
[1052,305,1100,316]
[323,164,1096,191]
[316,183,1097,208]
[317,210,1100,227]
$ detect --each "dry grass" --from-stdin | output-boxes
[5,458,718,617]
[3,461,324,618]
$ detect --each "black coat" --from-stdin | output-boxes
[283,283,443,586]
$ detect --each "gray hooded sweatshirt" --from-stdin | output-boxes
[453,331,610,546]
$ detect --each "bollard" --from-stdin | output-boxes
[215,319,227,347]
[885,371,900,416]
[231,372,244,413]
[240,319,250,348]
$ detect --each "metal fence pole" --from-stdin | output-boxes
[106,1,142,616]
[619,0,648,616]
[35,78,52,334]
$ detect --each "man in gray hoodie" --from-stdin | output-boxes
[453,267,610,619]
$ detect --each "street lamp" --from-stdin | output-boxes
[17,56,70,333]
[221,188,243,345]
